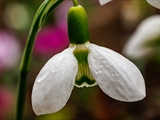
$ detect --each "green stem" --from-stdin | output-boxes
[15,71,28,120]
[72,0,79,6]
[14,0,64,120]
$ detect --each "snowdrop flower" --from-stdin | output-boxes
[99,0,160,9]
[123,15,160,59]
[32,5,145,115]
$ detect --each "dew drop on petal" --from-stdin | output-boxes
[112,73,115,77]
[111,72,119,77]
[98,70,102,73]
[102,59,106,63]
[94,64,97,68]
[93,59,96,62]
[100,64,103,68]
[105,65,109,68]
[95,71,99,75]
[37,71,49,83]
[123,66,127,71]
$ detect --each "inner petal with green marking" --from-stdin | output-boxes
[73,43,97,87]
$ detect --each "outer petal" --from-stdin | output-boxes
[88,44,146,102]
[122,15,160,59]
[99,0,112,5]
[32,45,78,115]
[147,0,160,9]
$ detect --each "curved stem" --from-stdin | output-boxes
[15,71,28,120]
[14,0,64,120]
[72,0,79,6]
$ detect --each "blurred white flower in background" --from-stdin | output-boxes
[146,0,160,9]
[99,0,160,9]
[122,15,160,59]
[4,2,33,31]
[0,31,21,71]
[121,1,142,30]
[99,0,112,5]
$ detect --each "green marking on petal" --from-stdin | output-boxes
[73,43,97,87]
[75,76,96,88]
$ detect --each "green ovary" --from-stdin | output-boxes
[73,43,97,87]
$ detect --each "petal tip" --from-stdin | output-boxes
[123,90,146,102]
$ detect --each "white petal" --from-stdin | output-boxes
[123,15,160,59]
[32,46,78,115]
[99,0,112,5]
[88,44,146,102]
[147,0,160,9]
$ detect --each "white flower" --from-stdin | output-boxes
[99,0,160,9]
[32,42,146,115]
[123,15,160,59]
[146,0,160,9]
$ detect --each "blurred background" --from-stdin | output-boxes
[0,0,160,120]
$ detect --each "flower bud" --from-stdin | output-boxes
[68,5,89,44]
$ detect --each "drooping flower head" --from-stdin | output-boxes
[32,3,146,115]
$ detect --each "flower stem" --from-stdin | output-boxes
[15,71,28,120]
[14,0,64,120]
[72,0,79,6]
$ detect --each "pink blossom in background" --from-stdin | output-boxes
[35,26,69,55]
[0,31,20,71]
[0,87,13,119]
[34,1,72,55]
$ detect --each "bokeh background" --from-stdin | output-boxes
[0,0,160,120]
